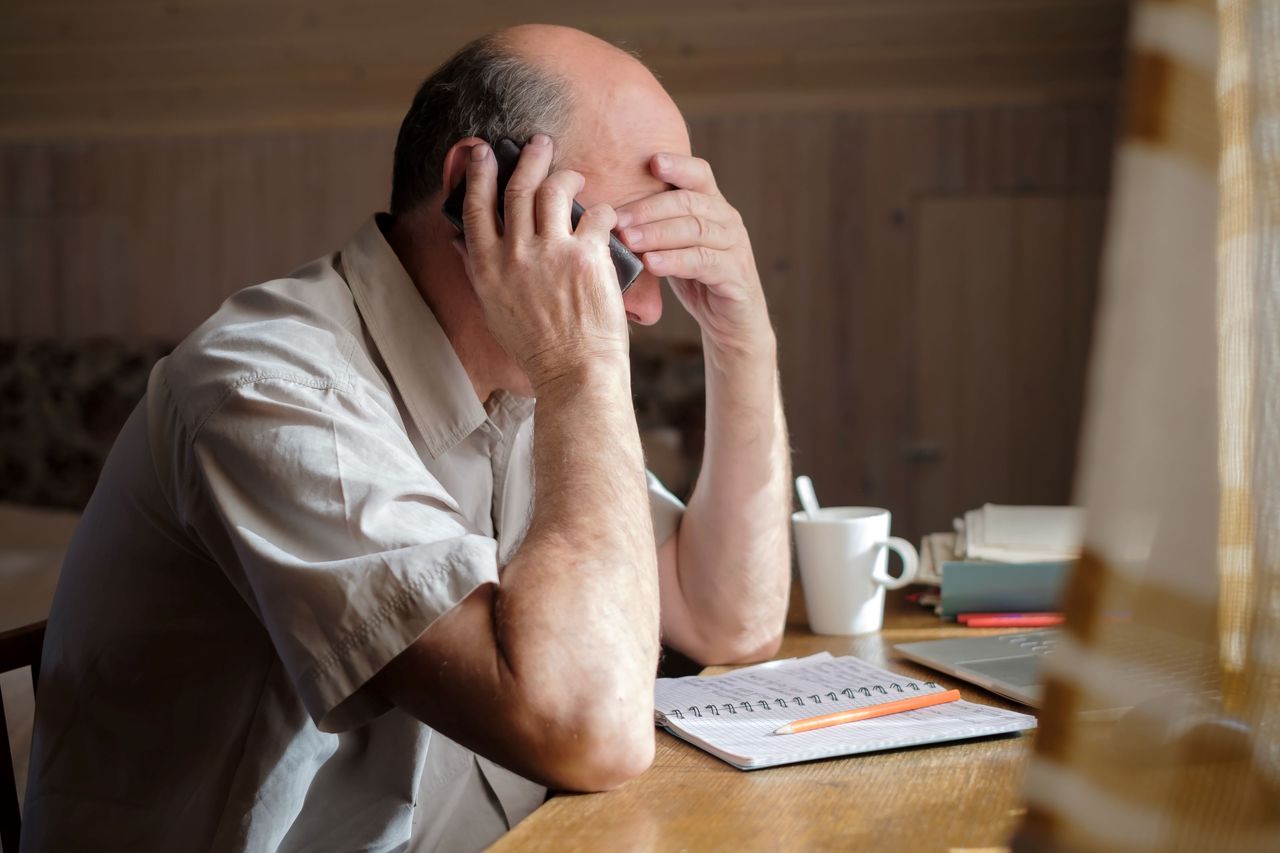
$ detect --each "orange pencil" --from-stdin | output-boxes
[772,689,962,735]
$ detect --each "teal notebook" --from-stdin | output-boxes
[937,560,1073,618]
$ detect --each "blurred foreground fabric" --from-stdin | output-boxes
[1014,0,1280,849]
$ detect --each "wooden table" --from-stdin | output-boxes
[0,503,79,851]
[491,588,1036,852]
[0,503,79,675]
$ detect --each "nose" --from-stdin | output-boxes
[622,270,663,326]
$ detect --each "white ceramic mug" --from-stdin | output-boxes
[792,507,919,635]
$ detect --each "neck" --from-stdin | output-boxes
[386,209,517,405]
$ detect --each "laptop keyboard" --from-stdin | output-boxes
[989,629,1220,699]
[997,630,1059,655]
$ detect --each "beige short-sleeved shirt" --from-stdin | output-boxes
[23,215,685,852]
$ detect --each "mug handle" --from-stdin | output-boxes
[872,537,919,590]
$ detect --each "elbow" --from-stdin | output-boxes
[686,621,785,667]
[734,629,784,664]
[516,681,655,791]
[712,629,784,666]
[536,713,655,792]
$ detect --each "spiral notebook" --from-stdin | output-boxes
[654,652,1036,770]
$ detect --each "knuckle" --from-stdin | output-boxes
[567,247,597,276]
[693,216,708,242]
[505,182,534,204]
[699,246,719,269]
[535,182,561,206]
[584,202,615,228]
[593,211,615,232]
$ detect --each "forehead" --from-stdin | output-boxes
[559,80,692,208]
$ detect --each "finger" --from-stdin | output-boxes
[614,188,723,230]
[574,202,617,245]
[504,134,554,240]
[535,169,585,237]
[643,246,738,286]
[650,153,718,195]
[621,214,734,253]
[460,142,498,252]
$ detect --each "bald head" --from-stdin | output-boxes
[497,23,640,71]
[388,26,690,396]
[497,24,689,181]
[389,25,689,217]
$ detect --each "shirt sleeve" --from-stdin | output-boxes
[646,470,685,547]
[184,377,498,733]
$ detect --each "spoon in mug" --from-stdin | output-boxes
[795,475,821,519]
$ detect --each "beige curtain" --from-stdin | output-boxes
[1013,0,1280,849]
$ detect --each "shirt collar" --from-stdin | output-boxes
[341,214,492,459]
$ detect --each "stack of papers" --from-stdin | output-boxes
[957,504,1085,563]
[911,505,1084,617]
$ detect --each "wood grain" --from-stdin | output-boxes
[0,4,1123,542]
[491,591,1035,852]
[0,1,1126,139]
[910,196,1103,535]
[0,106,1116,540]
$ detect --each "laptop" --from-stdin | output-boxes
[894,630,1058,708]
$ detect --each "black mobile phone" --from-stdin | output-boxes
[442,138,644,292]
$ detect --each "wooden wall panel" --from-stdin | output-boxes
[0,103,1116,539]
[0,1,1125,539]
[911,196,1104,536]
[1,1,1126,138]
[0,130,394,338]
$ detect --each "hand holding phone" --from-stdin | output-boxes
[443,135,633,394]
[443,138,643,292]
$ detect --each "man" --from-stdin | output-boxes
[23,23,790,852]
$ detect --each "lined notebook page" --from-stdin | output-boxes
[654,653,1036,769]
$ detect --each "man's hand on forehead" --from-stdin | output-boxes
[613,153,772,355]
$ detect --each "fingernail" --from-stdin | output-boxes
[530,133,551,146]
[654,154,669,170]
[470,143,489,161]
[625,228,643,246]
[647,252,663,267]
[616,211,632,228]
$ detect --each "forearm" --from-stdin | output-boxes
[497,358,660,736]
[675,333,791,661]
[371,362,660,791]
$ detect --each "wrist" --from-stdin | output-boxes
[703,326,777,376]
[531,352,632,400]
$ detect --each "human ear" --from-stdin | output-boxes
[440,136,489,195]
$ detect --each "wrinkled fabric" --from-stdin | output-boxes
[22,215,685,852]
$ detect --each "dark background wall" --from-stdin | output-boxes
[0,0,1128,541]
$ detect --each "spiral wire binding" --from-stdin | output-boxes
[665,680,940,720]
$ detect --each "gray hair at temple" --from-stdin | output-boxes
[389,34,575,217]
